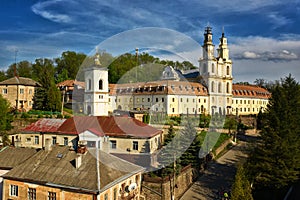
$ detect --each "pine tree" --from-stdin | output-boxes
[179,118,199,166]
[231,165,254,200]
[247,75,300,189]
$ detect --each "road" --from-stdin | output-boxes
[180,139,249,200]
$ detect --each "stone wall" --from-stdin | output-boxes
[141,165,195,200]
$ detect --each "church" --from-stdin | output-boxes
[81,27,270,117]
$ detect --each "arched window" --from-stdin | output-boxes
[218,82,222,93]
[226,82,230,93]
[211,81,215,92]
[88,79,91,90]
[226,66,230,75]
[212,63,215,73]
[99,79,103,90]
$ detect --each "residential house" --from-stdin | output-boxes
[0,147,37,200]
[2,145,144,200]
[0,76,39,111]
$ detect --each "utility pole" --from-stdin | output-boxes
[135,48,138,82]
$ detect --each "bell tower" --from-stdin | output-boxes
[199,27,233,115]
[84,53,109,116]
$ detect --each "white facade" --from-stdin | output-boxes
[199,27,233,115]
[84,54,109,116]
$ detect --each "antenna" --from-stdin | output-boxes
[222,26,225,37]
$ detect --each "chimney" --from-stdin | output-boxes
[75,154,82,169]
[77,140,88,154]
[45,138,52,151]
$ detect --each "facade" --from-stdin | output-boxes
[84,53,109,116]
[0,147,37,200]
[199,27,233,115]
[0,76,39,111]
[2,145,144,200]
[15,118,78,149]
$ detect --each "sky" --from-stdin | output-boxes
[1,0,300,83]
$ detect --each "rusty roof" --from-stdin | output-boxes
[0,76,39,86]
[22,118,66,133]
[232,84,271,99]
[57,116,162,138]
[0,147,38,170]
[3,145,143,193]
[57,80,85,88]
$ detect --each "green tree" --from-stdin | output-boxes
[231,165,254,200]
[0,94,13,146]
[159,123,182,176]
[179,118,200,166]
[247,75,300,190]
[0,70,6,82]
[32,58,61,111]
[55,51,86,80]
[224,116,238,134]
[6,61,32,78]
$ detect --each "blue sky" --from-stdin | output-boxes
[1,0,300,82]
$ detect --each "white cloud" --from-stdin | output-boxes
[230,36,300,62]
[31,0,71,23]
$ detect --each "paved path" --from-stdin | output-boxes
[180,141,249,200]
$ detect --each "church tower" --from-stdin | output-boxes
[84,53,109,116]
[199,27,233,115]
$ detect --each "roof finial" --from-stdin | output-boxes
[94,46,101,66]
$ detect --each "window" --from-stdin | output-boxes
[110,140,117,149]
[148,98,150,102]
[226,83,230,93]
[180,98,183,102]
[34,136,39,145]
[99,95,103,99]
[186,98,189,103]
[48,192,56,200]
[87,141,96,148]
[20,88,24,94]
[212,63,215,73]
[227,66,230,75]
[29,89,32,94]
[211,81,215,92]
[28,188,36,200]
[26,137,31,142]
[10,184,18,196]
[104,193,108,200]
[204,99,206,103]
[198,99,201,103]
[156,98,158,102]
[2,88,7,94]
[172,98,175,102]
[142,98,144,102]
[133,141,138,150]
[64,137,68,146]
[218,82,222,93]
[52,137,57,145]
[99,79,103,90]
[162,98,164,102]
[172,108,175,113]
[88,79,91,90]
[113,188,117,200]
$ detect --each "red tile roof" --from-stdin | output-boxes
[232,84,271,99]
[57,116,161,138]
[22,119,66,133]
